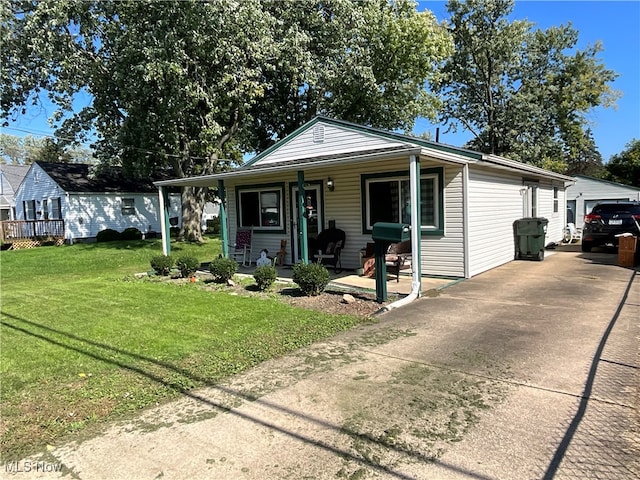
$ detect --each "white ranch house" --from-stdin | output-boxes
[155,117,573,285]
[14,162,181,243]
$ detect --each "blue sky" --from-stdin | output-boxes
[3,1,639,162]
[415,0,640,160]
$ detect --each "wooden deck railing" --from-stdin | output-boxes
[0,219,65,244]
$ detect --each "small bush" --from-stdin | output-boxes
[253,265,277,291]
[96,228,121,243]
[205,217,221,234]
[209,256,238,283]
[176,255,200,278]
[150,255,174,276]
[170,227,180,238]
[121,227,143,241]
[292,262,330,296]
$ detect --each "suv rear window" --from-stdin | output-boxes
[592,204,640,215]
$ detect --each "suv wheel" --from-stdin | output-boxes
[581,241,592,253]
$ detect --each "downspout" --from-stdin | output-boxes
[382,154,422,312]
[462,163,470,278]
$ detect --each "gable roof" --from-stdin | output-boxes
[155,116,573,187]
[37,162,163,193]
[573,174,640,191]
[0,164,30,191]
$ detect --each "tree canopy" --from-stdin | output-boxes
[1,0,452,240]
[605,139,640,188]
[0,133,93,164]
[435,0,618,174]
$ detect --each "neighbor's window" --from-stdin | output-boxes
[121,198,136,215]
[51,198,61,219]
[42,199,49,220]
[237,184,284,230]
[362,168,443,234]
[24,200,36,220]
[553,187,559,213]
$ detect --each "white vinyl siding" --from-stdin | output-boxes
[467,169,567,277]
[254,123,407,165]
[467,169,525,277]
[15,163,182,240]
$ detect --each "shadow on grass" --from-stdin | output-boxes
[1,311,492,480]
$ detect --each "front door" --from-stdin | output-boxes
[291,183,323,263]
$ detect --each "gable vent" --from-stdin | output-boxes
[313,124,325,143]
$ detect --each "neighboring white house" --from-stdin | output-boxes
[0,164,29,221]
[566,175,640,227]
[15,162,182,242]
[156,117,574,280]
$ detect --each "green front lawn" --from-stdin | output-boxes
[0,238,367,460]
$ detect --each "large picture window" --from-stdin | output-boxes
[362,168,444,235]
[237,184,285,231]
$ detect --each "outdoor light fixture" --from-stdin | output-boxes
[327,177,335,191]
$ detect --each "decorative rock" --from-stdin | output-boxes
[342,293,356,304]
[227,279,236,287]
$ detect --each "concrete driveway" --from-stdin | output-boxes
[22,248,639,479]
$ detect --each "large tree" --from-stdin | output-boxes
[605,139,640,187]
[435,0,618,172]
[2,0,452,241]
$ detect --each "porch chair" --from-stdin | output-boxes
[562,223,582,244]
[313,227,346,273]
[385,239,412,282]
[229,228,253,267]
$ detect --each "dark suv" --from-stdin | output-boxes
[581,201,640,252]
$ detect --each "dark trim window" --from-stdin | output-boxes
[553,187,559,213]
[42,199,49,220]
[361,167,444,235]
[121,198,136,215]
[236,183,285,232]
[24,200,36,220]
[51,198,61,219]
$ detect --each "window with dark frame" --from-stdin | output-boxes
[553,187,559,213]
[51,198,61,219]
[364,174,439,232]
[42,199,49,220]
[238,187,284,229]
[121,198,136,215]
[24,200,36,220]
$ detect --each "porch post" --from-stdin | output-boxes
[217,180,229,258]
[410,154,422,295]
[158,186,171,256]
[297,171,308,264]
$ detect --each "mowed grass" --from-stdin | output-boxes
[0,238,366,460]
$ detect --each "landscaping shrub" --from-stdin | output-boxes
[150,255,174,276]
[120,227,143,241]
[170,227,180,238]
[253,265,277,291]
[292,262,330,296]
[96,228,121,243]
[176,255,200,278]
[206,217,221,234]
[209,256,238,283]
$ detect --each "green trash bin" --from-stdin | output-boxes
[513,217,549,261]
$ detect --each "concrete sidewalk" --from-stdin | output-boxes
[17,250,639,479]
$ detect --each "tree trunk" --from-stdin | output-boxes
[180,186,205,243]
